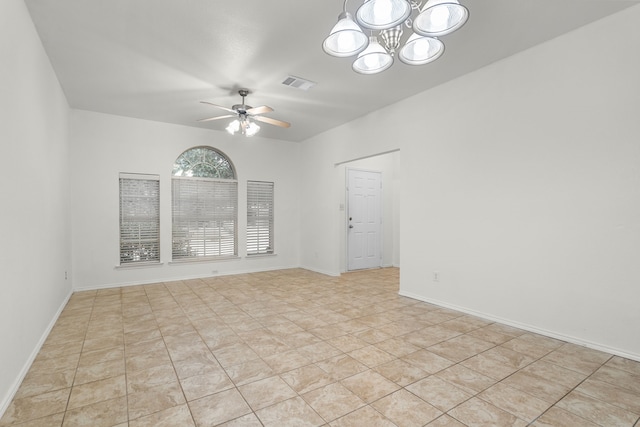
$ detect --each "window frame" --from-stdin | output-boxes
[171,146,238,262]
[246,180,275,256]
[118,173,161,266]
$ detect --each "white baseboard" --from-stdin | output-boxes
[73,264,302,291]
[399,290,640,363]
[0,290,73,419]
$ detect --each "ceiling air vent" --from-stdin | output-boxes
[282,75,316,91]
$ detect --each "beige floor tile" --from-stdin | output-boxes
[126,363,178,393]
[212,342,260,368]
[67,375,126,410]
[180,368,235,401]
[223,358,275,387]
[5,268,640,427]
[478,382,551,422]
[531,406,600,427]
[62,396,128,427]
[589,365,640,394]
[371,389,442,427]
[217,413,263,426]
[297,342,342,363]
[606,356,640,376]
[576,378,640,414]
[426,414,467,426]
[519,359,587,389]
[326,335,369,353]
[14,370,75,399]
[348,345,395,368]
[0,388,70,426]
[402,349,454,374]
[341,370,400,403]
[406,376,472,412]
[2,412,65,427]
[502,370,570,403]
[556,390,639,426]
[256,396,325,427]
[262,349,312,373]
[448,397,527,427]
[374,359,429,387]
[330,405,397,427]
[427,334,494,363]
[435,364,496,394]
[280,364,336,394]
[302,382,366,422]
[189,388,252,427]
[238,375,298,411]
[74,358,125,386]
[129,404,196,427]
[127,381,185,420]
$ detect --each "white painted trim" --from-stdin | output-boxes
[73,264,302,291]
[0,290,73,419]
[398,290,640,363]
[299,265,341,277]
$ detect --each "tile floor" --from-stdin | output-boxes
[1,267,639,426]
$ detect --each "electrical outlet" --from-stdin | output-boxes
[65,271,68,280]
[433,271,439,282]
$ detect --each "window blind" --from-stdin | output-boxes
[172,177,238,260]
[247,181,274,255]
[119,174,160,264]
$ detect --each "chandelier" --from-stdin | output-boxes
[323,0,469,74]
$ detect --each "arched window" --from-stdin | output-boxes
[171,146,238,260]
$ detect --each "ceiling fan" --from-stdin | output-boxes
[198,89,290,136]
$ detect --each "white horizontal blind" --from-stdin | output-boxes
[119,174,160,264]
[247,181,274,255]
[172,177,238,260]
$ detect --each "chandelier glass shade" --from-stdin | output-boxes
[353,36,394,74]
[355,0,412,30]
[323,12,369,57]
[413,0,469,37]
[323,0,468,74]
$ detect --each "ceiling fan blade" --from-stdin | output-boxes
[197,114,235,122]
[246,105,273,115]
[253,115,291,128]
[200,101,236,114]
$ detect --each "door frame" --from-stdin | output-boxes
[345,167,383,271]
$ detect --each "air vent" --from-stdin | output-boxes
[282,75,316,91]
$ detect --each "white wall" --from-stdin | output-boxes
[0,0,72,414]
[302,5,640,359]
[70,110,301,289]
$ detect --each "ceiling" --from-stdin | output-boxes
[24,0,638,142]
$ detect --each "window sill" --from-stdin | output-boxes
[115,262,163,270]
[246,253,277,259]
[169,256,240,265]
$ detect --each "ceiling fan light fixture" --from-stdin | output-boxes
[245,121,260,137]
[398,33,444,65]
[356,0,412,30]
[352,36,394,74]
[226,119,240,135]
[413,0,469,37]
[323,12,369,57]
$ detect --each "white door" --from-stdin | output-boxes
[347,169,382,271]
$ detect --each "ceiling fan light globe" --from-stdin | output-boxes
[356,0,412,30]
[352,37,394,74]
[413,0,469,37]
[226,119,240,135]
[323,12,369,57]
[399,33,444,65]
[245,121,260,137]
